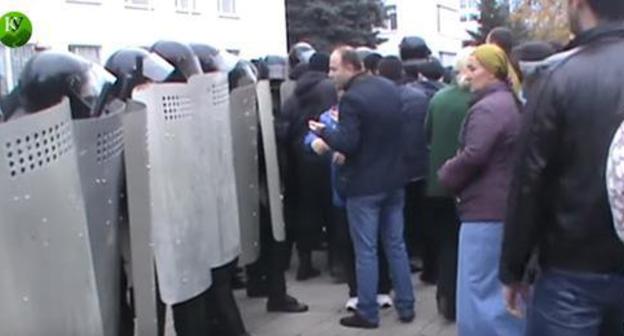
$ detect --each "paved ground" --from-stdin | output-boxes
[238,268,456,336]
[167,253,458,336]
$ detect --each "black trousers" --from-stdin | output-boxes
[156,274,211,336]
[332,206,391,298]
[293,161,332,255]
[206,260,247,336]
[246,202,289,301]
[405,181,434,278]
[119,263,135,336]
[403,180,439,282]
[428,197,460,318]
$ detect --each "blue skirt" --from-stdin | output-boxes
[457,222,526,336]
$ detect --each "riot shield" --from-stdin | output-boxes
[257,81,286,242]
[121,100,158,336]
[230,84,262,265]
[190,73,256,266]
[0,99,103,336]
[280,80,296,107]
[131,82,218,305]
[74,108,125,336]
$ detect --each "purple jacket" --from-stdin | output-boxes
[438,82,520,222]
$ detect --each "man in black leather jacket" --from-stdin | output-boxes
[500,1,624,335]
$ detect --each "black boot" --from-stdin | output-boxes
[267,294,309,313]
[339,312,378,329]
[208,265,248,336]
[231,267,247,290]
[296,250,320,281]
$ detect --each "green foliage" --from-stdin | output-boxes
[286,0,386,52]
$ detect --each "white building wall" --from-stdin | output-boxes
[377,0,463,66]
[0,0,288,89]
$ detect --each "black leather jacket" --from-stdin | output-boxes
[500,24,624,284]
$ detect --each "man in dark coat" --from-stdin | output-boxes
[310,46,414,329]
[501,1,624,335]
[278,52,338,280]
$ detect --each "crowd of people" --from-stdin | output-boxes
[273,0,624,334]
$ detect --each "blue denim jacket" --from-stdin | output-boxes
[304,108,345,208]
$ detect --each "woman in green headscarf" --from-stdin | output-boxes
[438,43,525,336]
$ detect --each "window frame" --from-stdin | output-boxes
[175,0,200,14]
[217,0,238,18]
[124,0,153,11]
[68,44,102,64]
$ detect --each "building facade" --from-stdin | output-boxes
[460,0,480,40]
[376,0,464,66]
[0,0,288,92]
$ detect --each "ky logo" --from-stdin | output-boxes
[0,11,32,48]
[5,16,24,33]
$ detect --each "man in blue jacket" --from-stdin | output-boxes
[310,46,414,329]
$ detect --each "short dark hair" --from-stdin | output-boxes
[511,41,557,63]
[335,47,363,72]
[378,56,404,82]
[587,0,624,21]
[419,58,445,81]
[309,52,330,73]
[488,27,514,54]
[363,53,383,73]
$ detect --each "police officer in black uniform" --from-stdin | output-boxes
[105,47,176,336]
[226,54,309,314]
[150,40,214,336]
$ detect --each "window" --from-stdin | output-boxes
[385,5,398,31]
[66,0,101,4]
[225,49,240,56]
[69,45,102,64]
[125,0,152,10]
[10,44,36,88]
[218,0,237,16]
[176,0,199,13]
[437,5,459,37]
[439,52,457,68]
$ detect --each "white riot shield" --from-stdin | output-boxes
[121,101,158,336]
[190,74,254,266]
[0,99,103,336]
[257,81,286,241]
[74,109,125,336]
[131,83,218,305]
[230,84,262,265]
[280,80,296,107]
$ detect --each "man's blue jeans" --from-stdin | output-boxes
[527,268,624,336]
[346,189,415,324]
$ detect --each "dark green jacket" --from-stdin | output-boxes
[425,84,472,197]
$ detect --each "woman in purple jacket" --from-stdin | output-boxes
[438,44,524,336]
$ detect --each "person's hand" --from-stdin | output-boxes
[503,283,530,319]
[309,120,326,133]
[333,152,346,165]
[311,138,329,155]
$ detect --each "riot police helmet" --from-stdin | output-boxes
[227,57,258,91]
[399,36,432,61]
[104,47,175,100]
[150,40,202,82]
[288,42,316,68]
[18,51,116,119]
[189,43,229,73]
[264,55,287,81]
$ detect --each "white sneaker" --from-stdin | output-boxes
[377,294,393,309]
[345,297,358,311]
